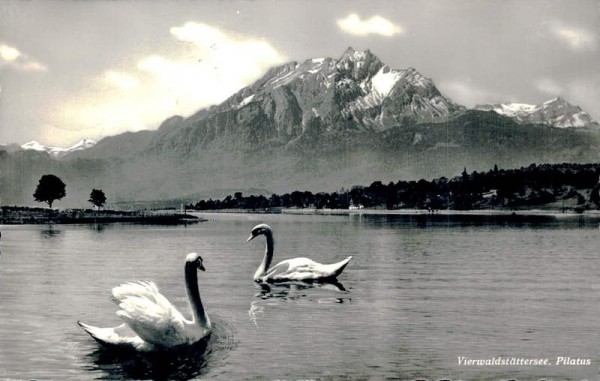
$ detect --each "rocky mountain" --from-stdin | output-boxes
[203,47,463,135]
[21,138,97,158]
[475,97,599,129]
[2,48,600,207]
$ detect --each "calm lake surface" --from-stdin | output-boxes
[1,213,599,380]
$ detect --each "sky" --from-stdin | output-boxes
[0,0,599,147]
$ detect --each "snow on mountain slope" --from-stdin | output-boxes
[20,138,97,158]
[475,97,598,128]
[371,66,403,97]
[21,141,48,152]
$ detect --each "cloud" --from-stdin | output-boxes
[337,14,404,37]
[535,78,563,95]
[437,79,497,107]
[104,70,140,90]
[550,24,596,51]
[168,21,285,83]
[22,61,48,71]
[565,77,600,120]
[0,44,20,61]
[59,22,286,139]
[0,43,47,71]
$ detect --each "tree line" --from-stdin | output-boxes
[188,163,600,211]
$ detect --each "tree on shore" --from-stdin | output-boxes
[188,163,600,212]
[33,174,66,209]
[88,189,107,209]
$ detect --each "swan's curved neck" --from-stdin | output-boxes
[255,230,274,280]
[185,263,210,328]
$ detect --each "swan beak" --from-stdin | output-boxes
[198,263,206,271]
[247,234,255,242]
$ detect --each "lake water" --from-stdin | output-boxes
[0,213,599,380]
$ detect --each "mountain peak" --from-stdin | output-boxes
[66,138,97,151]
[335,48,384,84]
[339,47,375,63]
[544,96,568,105]
[342,46,355,55]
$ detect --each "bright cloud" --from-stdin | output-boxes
[169,21,285,84]
[104,70,140,90]
[551,24,596,51]
[0,44,21,61]
[171,21,224,46]
[337,14,404,37]
[59,22,286,139]
[0,43,47,71]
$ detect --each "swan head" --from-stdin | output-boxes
[186,252,206,271]
[247,223,272,241]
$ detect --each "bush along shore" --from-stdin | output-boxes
[0,206,202,225]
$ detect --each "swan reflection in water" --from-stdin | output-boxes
[84,336,210,379]
[257,279,347,297]
[82,317,237,380]
[249,280,350,326]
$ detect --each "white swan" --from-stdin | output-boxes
[247,223,352,283]
[77,253,211,352]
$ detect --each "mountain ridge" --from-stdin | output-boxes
[2,48,599,206]
[475,97,598,129]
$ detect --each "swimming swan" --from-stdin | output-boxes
[247,223,352,283]
[77,253,211,352]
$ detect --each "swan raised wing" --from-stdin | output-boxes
[78,253,210,351]
[112,281,191,347]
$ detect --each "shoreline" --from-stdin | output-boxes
[3,206,599,225]
[0,207,202,225]
[193,207,600,218]
[287,208,600,218]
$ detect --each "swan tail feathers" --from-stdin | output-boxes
[77,321,151,351]
[77,321,124,345]
[330,256,352,278]
[77,320,97,336]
